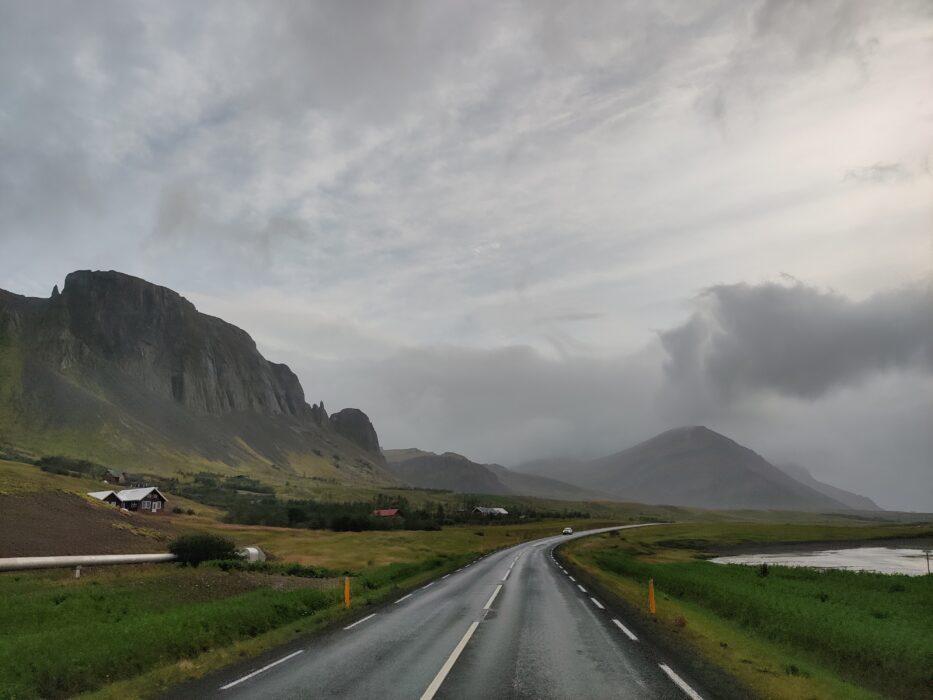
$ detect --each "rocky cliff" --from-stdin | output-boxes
[0,270,391,484]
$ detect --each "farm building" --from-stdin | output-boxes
[116,487,167,513]
[372,508,402,517]
[88,487,167,513]
[472,506,509,516]
[87,490,122,506]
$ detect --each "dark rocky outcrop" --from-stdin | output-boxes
[329,408,381,455]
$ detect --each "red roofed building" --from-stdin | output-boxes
[372,508,401,517]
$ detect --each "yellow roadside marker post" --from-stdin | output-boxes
[344,576,351,609]
[648,578,656,615]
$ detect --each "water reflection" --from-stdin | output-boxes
[710,547,930,576]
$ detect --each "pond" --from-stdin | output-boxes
[710,546,931,576]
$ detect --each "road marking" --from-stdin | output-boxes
[561,569,567,573]
[577,584,587,593]
[502,569,511,581]
[343,613,377,630]
[219,649,304,690]
[394,593,413,604]
[568,575,576,582]
[484,584,503,610]
[419,620,480,700]
[455,568,463,572]
[442,574,450,579]
[612,619,638,641]
[590,597,605,609]
[659,663,703,700]
[422,581,435,589]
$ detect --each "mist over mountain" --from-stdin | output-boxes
[384,448,598,501]
[776,463,882,511]
[515,426,878,511]
[0,270,391,484]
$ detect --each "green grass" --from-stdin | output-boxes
[567,527,933,699]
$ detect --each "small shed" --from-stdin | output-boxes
[115,487,167,514]
[472,506,509,516]
[372,508,402,517]
[87,490,122,506]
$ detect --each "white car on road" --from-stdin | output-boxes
[562,527,573,535]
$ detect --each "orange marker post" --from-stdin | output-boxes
[648,578,656,615]
[344,576,351,609]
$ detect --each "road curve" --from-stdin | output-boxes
[173,525,707,699]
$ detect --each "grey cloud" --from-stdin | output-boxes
[660,280,933,401]
[844,163,911,184]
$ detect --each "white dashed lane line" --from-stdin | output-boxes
[590,597,605,610]
[219,650,304,691]
[612,619,638,641]
[421,581,435,590]
[483,584,503,610]
[343,613,377,631]
[659,663,704,700]
[577,584,587,593]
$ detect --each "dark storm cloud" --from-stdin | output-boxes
[660,280,933,400]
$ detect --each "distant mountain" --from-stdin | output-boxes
[384,448,599,500]
[515,426,853,511]
[0,270,393,485]
[777,463,882,511]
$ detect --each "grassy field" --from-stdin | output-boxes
[563,523,933,700]
[0,549,483,699]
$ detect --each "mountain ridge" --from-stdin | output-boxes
[383,448,601,501]
[0,270,392,485]
[514,426,877,511]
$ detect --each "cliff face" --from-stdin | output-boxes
[0,270,389,483]
[13,270,309,417]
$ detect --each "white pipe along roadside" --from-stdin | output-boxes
[0,553,177,571]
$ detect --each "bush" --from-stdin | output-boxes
[168,534,237,567]
[171,507,183,514]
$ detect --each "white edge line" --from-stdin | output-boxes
[442,574,450,579]
[502,569,511,581]
[419,620,480,700]
[483,584,503,610]
[590,597,605,610]
[394,593,413,604]
[659,663,703,700]
[422,581,435,589]
[612,619,638,641]
[219,649,304,690]
[577,584,587,593]
[343,613,377,630]
[568,575,576,582]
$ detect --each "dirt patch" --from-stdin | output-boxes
[0,492,177,556]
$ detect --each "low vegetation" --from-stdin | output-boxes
[167,533,237,567]
[564,523,933,700]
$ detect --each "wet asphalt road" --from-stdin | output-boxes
[174,525,705,699]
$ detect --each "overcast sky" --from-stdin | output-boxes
[1,1,931,509]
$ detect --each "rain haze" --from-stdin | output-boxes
[1,1,931,509]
